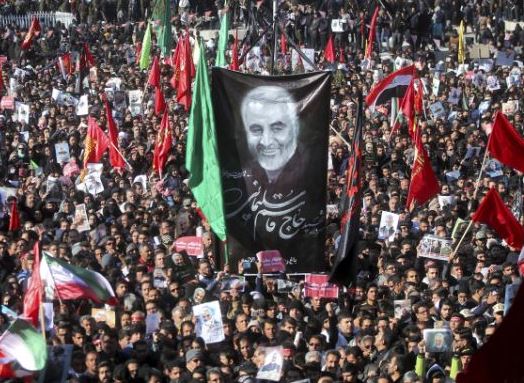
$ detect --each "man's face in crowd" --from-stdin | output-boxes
[236,314,249,332]
[98,366,112,383]
[282,321,296,335]
[198,261,213,277]
[73,332,85,347]
[168,366,183,381]
[241,87,298,173]
[338,317,352,335]
[239,338,253,358]
[85,352,97,373]
[263,322,276,340]
[325,353,339,372]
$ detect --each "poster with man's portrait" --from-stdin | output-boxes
[418,235,453,262]
[257,346,284,382]
[212,69,331,273]
[378,211,399,242]
[423,328,452,353]
[193,301,225,344]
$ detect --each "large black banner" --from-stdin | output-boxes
[212,69,331,273]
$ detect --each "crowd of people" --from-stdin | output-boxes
[0,0,523,382]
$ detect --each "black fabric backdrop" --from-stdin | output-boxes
[212,69,331,273]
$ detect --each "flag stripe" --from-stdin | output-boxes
[41,253,115,304]
[187,44,227,241]
[365,65,415,110]
[0,319,46,371]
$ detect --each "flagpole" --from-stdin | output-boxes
[39,290,46,342]
[109,141,133,171]
[450,147,490,259]
[329,126,352,149]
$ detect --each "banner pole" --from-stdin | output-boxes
[329,126,351,149]
[451,147,489,259]
[271,0,278,74]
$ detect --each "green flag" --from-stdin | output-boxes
[186,41,226,241]
[158,0,172,57]
[215,10,229,67]
[139,23,152,70]
[0,318,47,371]
[151,0,166,21]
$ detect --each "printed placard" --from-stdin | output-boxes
[193,301,225,344]
[173,236,204,257]
[73,203,90,232]
[304,274,339,298]
[418,235,452,262]
[92,308,116,328]
[378,211,399,242]
[257,346,284,382]
[55,142,71,164]
[0,96,14,110]
[423,328,452,353]
[429,101,446,119]
[394,300,412,319]
[257,250,286,273]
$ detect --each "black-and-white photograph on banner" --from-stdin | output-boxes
[418,234,453,262]
[212,69,331,273]
[394,299,412,320]
[257,346,284,382]
[378,211,399,242]
[438,195,457,210]
[193,301,225,344]
[423,328,452,353]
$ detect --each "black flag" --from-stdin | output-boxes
[329,93,364,285]
[212,69,331,273]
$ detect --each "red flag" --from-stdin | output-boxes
[392,80,415,137]
[154,86,166,115]
[22,241,42,327]
[57,53,72,80]
[148,55,161,88]
[21,18,41,50]
[487,112,524,173]
[83,43,96,68]
[230,30,240,71]
[0,68,4,97]
[83,117,110,167]
[169,38,182,88]
[174,34,194,111]
[135,42,142,64]
[339,48,346,64]
[365,65,415,110]
[329,94,364,285]
[153,110,173,177]
[103,98,125,170]
[457,282,524,383]
[414,78,424,115]
[471,188,524,249]
[406,139,440,210]
[8,199,20,232]
[365,7,380,59]
[280,32,287,55]
[324,35,336,63]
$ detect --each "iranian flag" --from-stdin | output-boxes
[0,319,47,371]
[40,252,116,305]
